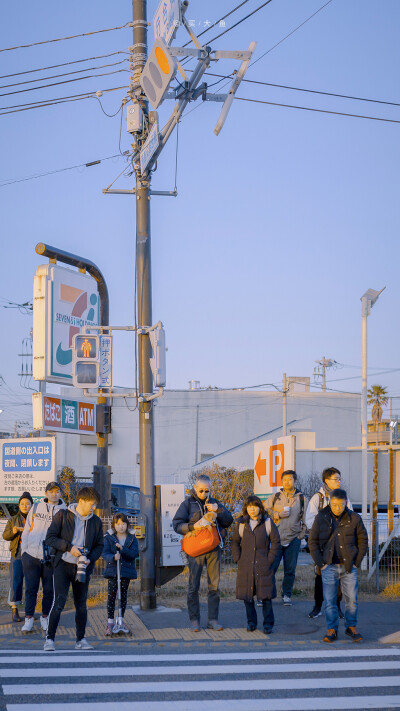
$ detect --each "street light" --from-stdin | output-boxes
[361,287,385,524]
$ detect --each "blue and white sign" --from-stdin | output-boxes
[99,335,113,388]
[0,437,56,502]
[140,119,159,174]
[153,0,181,46]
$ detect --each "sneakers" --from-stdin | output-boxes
[282,595,292,606]
[21,617,34,633]
[337,605,344,620]
[119,621,130,634]
[75,638,93,650]
[247,624,257,632]
[190,619,201,632]
[308,606,322,619]
[105,623,113,636]
[11,608,21,623]
[263,627,273,635]
[40,615,48,632]
[345,626,363,642]
[43,638,55,652]
[207,620,223,631]
[323,629,337,643]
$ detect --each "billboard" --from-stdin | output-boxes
[33,264,99,385]
[254,435,296,499]
[32,393,95,435]
[0,437,56,502]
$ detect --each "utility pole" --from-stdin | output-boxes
[315,357,335,392]
[131,0,156,610]
[282,373,287,436]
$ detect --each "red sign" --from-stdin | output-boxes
[43,397,62,428]
[79,402,95,432]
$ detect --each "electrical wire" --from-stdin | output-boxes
[207,0,274,44]
[0,85,129,116]
[0,69,130,98]
[0,23,131,53]
[182,0,252,48]
[0,51,130,80]
[235,95,400,124]
[0,58,129,90]
[0,153,127,188]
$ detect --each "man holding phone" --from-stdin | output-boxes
[173,474,233,632]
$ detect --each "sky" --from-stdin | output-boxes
[0,0,400,435]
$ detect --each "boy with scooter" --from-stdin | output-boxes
[102,513,139,635]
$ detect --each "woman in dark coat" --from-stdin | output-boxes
[102,513,139,635]
[2,491,33,622]
[231,494,280,634]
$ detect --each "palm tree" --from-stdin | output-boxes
[367,384,388,424]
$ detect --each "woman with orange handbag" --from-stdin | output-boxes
[173,474,233,632]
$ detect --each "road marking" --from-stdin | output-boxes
[7,697,400,711]
[4,676,400,695]
[0,648,399,663]
[0,660,399,678]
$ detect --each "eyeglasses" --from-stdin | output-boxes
[329,477,341,482]
[197,489,210,494]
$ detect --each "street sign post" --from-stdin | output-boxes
[254,435,296,500]
[0,436,56,502]
[32,393,96,435]
[153,0,181,46]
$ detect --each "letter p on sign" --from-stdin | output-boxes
[269,444,284,487]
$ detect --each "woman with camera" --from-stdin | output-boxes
[43,487,104,652]
[102,513,139,635]
[2,491,33,622]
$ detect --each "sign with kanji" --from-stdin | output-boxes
[254,435,296,499]
[32,393,95,435]
[0,437,56,502]
[99,335,113,388]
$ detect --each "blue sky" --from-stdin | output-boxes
[1,0,399,434]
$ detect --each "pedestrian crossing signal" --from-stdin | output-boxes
[72,334,99,388]
[140,39,177,109]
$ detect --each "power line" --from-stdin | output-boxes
[0,51,129,80]
[0,58,129,89]
[0,69,130,99]
[0,23,131,53]
[0,152,128,188]
[182,0,252,48]
[235,95,400,124]
[0,85,129,116]
[205,72,400,109]
[207,0,274,43]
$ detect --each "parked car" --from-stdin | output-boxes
[111,484,140,516]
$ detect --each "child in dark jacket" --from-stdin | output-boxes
[102,513,139,635]
[231,494,280,634]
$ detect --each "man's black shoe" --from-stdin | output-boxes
[263,627,273,635]
[308,606,322,619]
[247,624,257,632]
[345,626,363,642]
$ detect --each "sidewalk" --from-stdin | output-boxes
[0,599,399,647]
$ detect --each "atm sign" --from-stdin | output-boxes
[36,394,95,434]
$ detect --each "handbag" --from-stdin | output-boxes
[181,526,221,557]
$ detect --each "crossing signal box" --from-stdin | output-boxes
[72,334,99,388]
[140,39,177,110]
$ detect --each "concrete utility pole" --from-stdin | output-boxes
[315,357,335,392]
[131,0,156,610]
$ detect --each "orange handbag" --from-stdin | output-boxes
[181,526,220,557]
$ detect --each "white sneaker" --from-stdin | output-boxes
[43,639,55,652]
[283,595,292,606]
[75,638,93,650]
[40,615,48,632]
[21,617,34,633]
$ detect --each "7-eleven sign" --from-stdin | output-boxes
[254,436,296,499]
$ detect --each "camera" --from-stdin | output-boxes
[41,541,55,568]
[75,547,89,583]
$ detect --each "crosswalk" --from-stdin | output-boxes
[1,647,400,710]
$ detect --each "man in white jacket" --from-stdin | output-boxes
[20,482,66,633]
[305,467,352,619]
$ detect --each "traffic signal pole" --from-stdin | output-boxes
[131,0,157,610]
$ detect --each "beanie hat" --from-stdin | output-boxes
[19,491,33,505]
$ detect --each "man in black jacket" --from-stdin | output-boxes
[308,488,368,644]
[173,474,233,632]
[43,487,104,651]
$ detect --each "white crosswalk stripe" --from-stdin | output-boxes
[1,647,400,710]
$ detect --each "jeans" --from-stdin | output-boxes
[9,557,24,606]
[274,537,301,598]
[22,552,54,617]
[245,599,274,631]
[314,570,342,608]
[187,547,221,622]
[321,564,358,631]
[47,560,90,642]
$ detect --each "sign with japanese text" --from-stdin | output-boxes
[99,335,113,388]
[33,264,99,385]
[153,0,181,45]
[0,521,11,563]
[32,393,95,435]
[0,437,56,502]
[140,119,159,174]
[254,435,296,499]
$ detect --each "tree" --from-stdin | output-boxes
[296,471,322,499]
[188,464,254,513]
[367,384,388,424]
[57,466,79,506]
